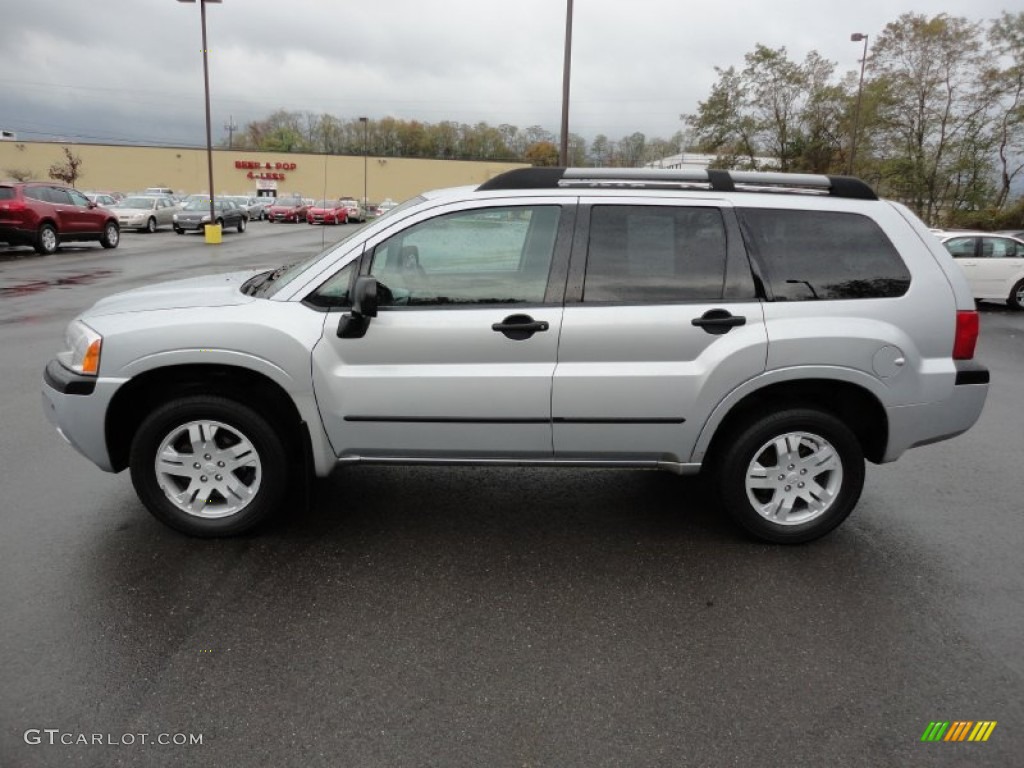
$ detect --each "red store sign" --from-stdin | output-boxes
[235,160,297,181]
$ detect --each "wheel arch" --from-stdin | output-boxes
[105,363,314,475]
[697,375,889,466]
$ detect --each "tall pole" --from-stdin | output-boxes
[559,0,573,166]
[848,33,869,177]
[359,116,368,210]
[200,0,216,226]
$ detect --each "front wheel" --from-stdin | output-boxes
[146,217,157,234]
[1008,279,1024,311]
[129,396,290,537]
[237,217,246,233]
[715,409,865,544]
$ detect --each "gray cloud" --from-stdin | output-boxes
[0,0,1013,146]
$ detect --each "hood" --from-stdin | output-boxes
[83,270,261,317]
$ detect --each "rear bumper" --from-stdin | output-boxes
[0,225,34,245]
[882,360,990,461]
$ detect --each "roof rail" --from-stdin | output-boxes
[477,167,877,200]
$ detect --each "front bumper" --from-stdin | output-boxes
[175,219,207,231]
[41,359,122,472]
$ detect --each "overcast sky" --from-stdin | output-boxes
[0,0,1014,148]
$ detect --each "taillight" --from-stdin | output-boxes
[953,310,979,360]
[0,200,26,212]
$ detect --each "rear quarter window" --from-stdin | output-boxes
[738,208,911,300]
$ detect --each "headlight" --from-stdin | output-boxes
[202,215,211,222]
[58,320,103,376]
[172,213,179,221]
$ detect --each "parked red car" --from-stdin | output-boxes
[306,199,348,225]
[0,181,120,254]
[267,196,309,223]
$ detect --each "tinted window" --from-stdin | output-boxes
[23,186,48,202]
[944,237,976,258]
[981,237,1024,258]
[369,205,560,306]
[0,187,14,200]
[67,189,90,207]
[740,209,911,300]
[583,206,727,302]
[47,187,73,205]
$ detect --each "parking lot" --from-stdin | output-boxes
[1,222,1022,766]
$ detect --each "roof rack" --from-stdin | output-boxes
[477,167,877,200]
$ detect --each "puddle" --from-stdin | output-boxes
[0,269,119,298]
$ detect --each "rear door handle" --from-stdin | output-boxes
[492,314,549,340]
[691,309,746,335]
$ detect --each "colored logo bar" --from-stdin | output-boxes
[921,721,997,742]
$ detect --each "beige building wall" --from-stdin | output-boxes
[0,140,528,203]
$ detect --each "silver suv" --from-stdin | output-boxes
[41,168,990,543]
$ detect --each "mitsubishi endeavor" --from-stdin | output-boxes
[41,168,990,543]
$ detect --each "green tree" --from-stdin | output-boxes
[988,11,1024,209]
[870,13,992,222]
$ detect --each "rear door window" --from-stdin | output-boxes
[582,206,727,302]
[738,208,911,300]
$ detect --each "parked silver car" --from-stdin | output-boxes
[42,168,989,542]
[112,195,178,233]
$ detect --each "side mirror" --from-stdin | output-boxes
[351,276,378,318]
[337,276,379,338]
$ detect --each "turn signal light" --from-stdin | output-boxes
[81,339,102,375]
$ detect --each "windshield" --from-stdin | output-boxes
[260,228,366,298]
[313,200,335,208]
[184,199,220,211]
[118,196,156,209]
[274,197,302,207]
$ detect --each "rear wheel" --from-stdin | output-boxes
[35,223,59,254]
[1008,279,1024,311]
[129,396,289,537]
[715,408,865,543]
[100,221,119,249]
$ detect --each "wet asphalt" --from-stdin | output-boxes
[0,223,1022,767]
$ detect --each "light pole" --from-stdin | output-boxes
[358,116,368,210]
[559,0,574,166]
[848,32,869,177]
[178,0,222,243]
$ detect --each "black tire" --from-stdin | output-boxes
[714,408,865,544]
[174,226,184,235]
[35,223,59,255]
[216,218,224,228]
[146,217,157,234]
[237,217,247,233]
[100,221,119,249]
[1008,279,1024,311]
[129,396,290,537]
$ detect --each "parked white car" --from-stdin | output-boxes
[941,232,1024,310]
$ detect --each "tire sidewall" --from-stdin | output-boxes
[716,408,865,544]
[38,223,59,254]
[129,396,289,537]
